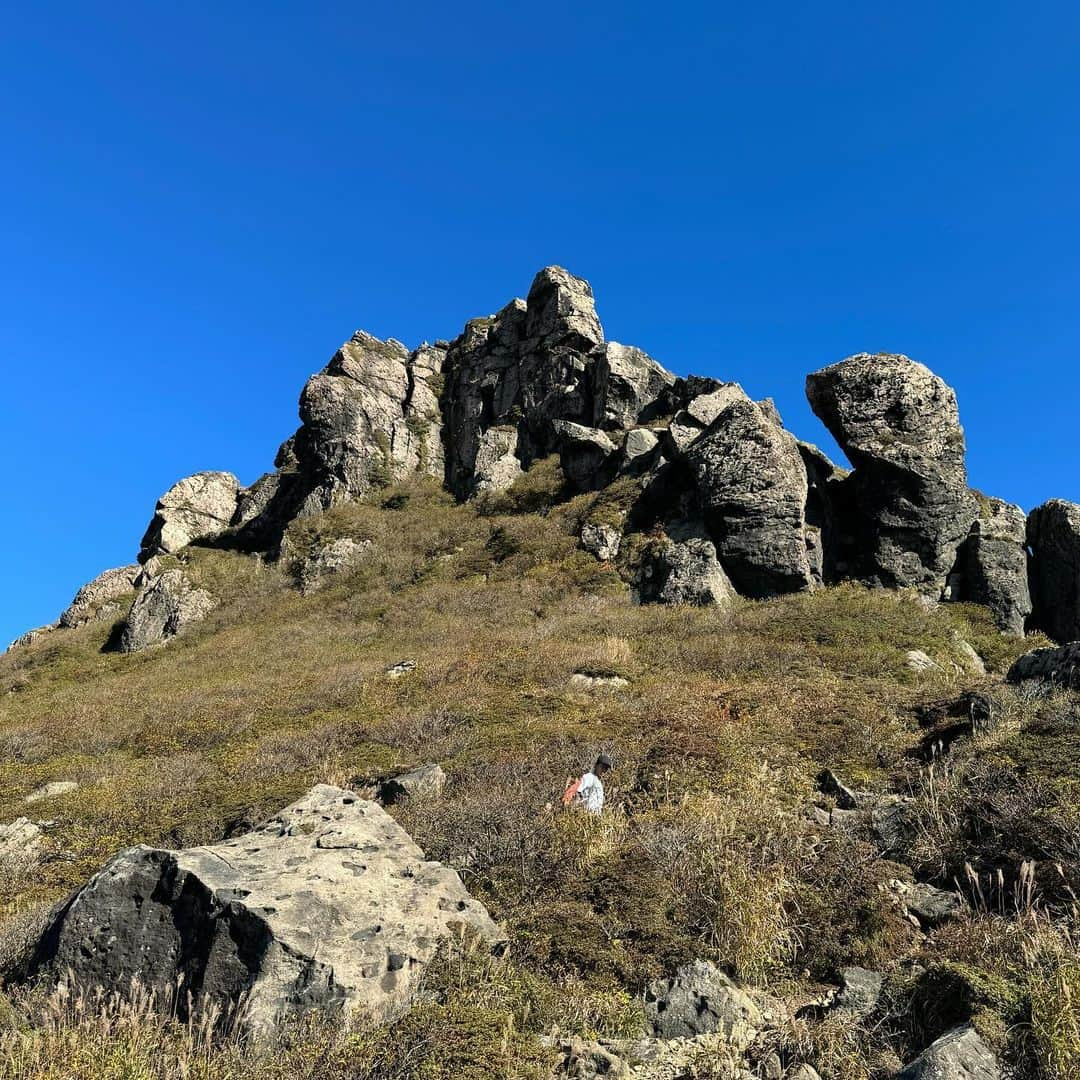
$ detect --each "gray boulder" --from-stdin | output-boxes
[895,880,962,926]
[897,1025,1001,1080]
[377,763,447,805]
[28,785,502,1035]
[806,354,976,594]
[58,565,140,629]
[118,569,215,652]
[298,538,372,594]
[591,342,674,430]
[1008,642,1080,690]
[550,421,617,491]
[138,471,242,562]
[662,383,748,456]
[293,334,445,511]
[580,522,622,562]
[835,966,884,1016]
[643,960,763,1048]
[634,521,738,607]
[687,398,815,597]
[25,781,79,804]
[951,496,1031,635]
[1028,499,1080,642]
[0,818,45,863]
[232,472,282,530]
[471,427,524,495]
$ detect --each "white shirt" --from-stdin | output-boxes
[577,771,605,814]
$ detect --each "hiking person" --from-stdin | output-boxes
[562,753,613,815]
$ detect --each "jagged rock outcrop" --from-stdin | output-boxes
[1027,499,1080,642]
[549,420,617,491]
[949,496,1031,635]
[292,333,445,513]
[806,354,976,594]
[592,342,674,430]
[58,565,140,629]
[6,624,57,652]
[634,521,738,607]
[117,569,215,652]
[686,397,815,597]
[27,786,502,1035]
[896,1025,1001,1080]
[1007,642,1080,689]
[139,472,242,562]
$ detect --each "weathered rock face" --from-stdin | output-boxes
[1008,642,1080,689]
[952,496,1031,635]
[117,569,215,652]
[580,522,622,562]
[550,420,617,491]
[643,960,763,1047]
[377,763,447,805]
[1027,499,1080,643]
[29,786,501,1035]
[896,1025,1002,1080]
[293,333,445,512]
[297,538,373,594]
[687,398,815,598]
[634,522,738,607]
[139,472,242,562]
[441,267,673,497]
[58,565,140,629]
[806,354,976,593]
[6,624,58,652]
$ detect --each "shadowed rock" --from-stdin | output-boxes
[117,569,215,652]
[1008,641,1080,689]
[634,520,737,607]
[897,1025,1001,1080]
[806,354,976,594]
[27,785,502,1036]
[1027,498,1080,642]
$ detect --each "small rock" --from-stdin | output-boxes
[788,1068,823,1080]
[386,659,417,679]
[551,1035,631,1079]
[817,768,865,810]
[580,522,622,562]
[894,880,962,926]
[25,781,78,804]
[58,565,140,629]
[138,471,242,562]
[835,967,884,1015]
[870,796,916,856]
[377,764,447,805]
[634,520,738,608]
[950,633,986,676]
[569,672,629,692]
[0,818,45,859]
[621,427,660,465]
[906,650,938,673]
[896,1024,1001,1079]
[643,960,763,1048]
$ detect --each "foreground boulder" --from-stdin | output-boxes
[58,565,140,629]
[634,521,737,607]
[643,960,763,1048]
[28,786,502,1034]
[951,496,1031,635]
[806,354,976,593]
[1007,642,1080,690]
[897,1025,1001,1080]
[117,569,215,652]
[139,472,242,562]
[1027,499,1080,642]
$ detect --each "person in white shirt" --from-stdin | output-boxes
[575,754,613,815]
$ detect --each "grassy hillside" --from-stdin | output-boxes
[1,465,1077,1078]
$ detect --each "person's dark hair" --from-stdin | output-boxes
[595,753,614,772]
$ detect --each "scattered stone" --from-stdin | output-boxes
[377,764,447,805]
[25,781,78,804]
[896,1025,1001,1080]
[952,495,1031,635]
[550,1035,632,1079]
[906,650,938,673]
[1008,642,1080,690]
[634,521,738,608]
[58,565,140,629]
[1028,498,1080,643]
[870,797,916,856]
[687,397,815,597]
[26,785,503,1035]
[385,659,417,679]
[298,537,372,594]
[0,818,45,860]
[806,354,976,594]
[569,672,630,692]
[138,472,242,562]
[817,768,866,810]
[893,880,962,926]
[643,960,763,1048]
[950,633,986,676]
[835,967,884,1015]
[580,522,622,562]
[118,570,215,652]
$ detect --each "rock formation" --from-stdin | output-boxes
[28,785,502,1035]
[896,1025,1001,1080]
[806,354,976,594]
[139,472,242,562]
[1008,641,1080,689]
[1027,498,1080,642]
[117,569,215,652]
[58,565,140,629]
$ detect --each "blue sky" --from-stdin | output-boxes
[2,2,1078,646]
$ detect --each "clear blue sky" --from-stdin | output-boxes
[2,2,1078,646]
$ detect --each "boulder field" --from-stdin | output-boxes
[9,266,1080,652]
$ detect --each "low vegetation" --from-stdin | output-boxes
[0,468,1076,1077]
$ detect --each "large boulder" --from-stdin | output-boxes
[634,521,738,607]
[550,421,617,491]
[138,472,242,562]
[1027,499,1080,642]
[806,354,976,594]
[896,1025,1001,1080]
[117,569,215,652]
[643,960,763,1048]
[1007,642,1080,690]
[952,496,1031,635]
[28,786,501,1035]
[293,333,445,511]
[687,398,815,597]
[591,342,674,430]
[58,565,140,629]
